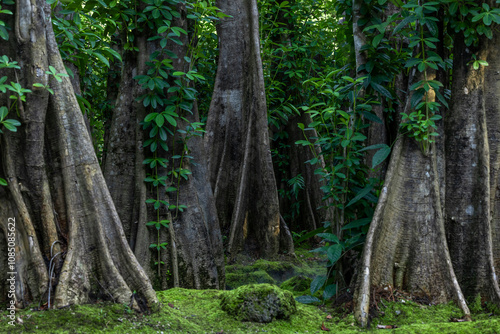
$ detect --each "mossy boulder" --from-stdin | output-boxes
[252,260,298,281]
[280,275,312,294]
[226,270,276,289]
[220,284,297,323]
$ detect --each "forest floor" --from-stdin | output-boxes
[1,246,500,333]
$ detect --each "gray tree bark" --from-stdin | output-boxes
[444,31,500,302]
[206,0,294,259]
[0,0,157,310]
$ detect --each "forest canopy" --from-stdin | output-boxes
[1,0,500,331]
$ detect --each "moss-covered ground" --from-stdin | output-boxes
[2,288,500,333]
[2,247,500,333]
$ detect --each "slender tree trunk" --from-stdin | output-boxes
[266,0,333,233]
[0,0,157,309]
[274,111,333,232]
[206,0,294,259]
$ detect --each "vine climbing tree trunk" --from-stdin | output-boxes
[0,0,157,309]
[102,3,224,289]
[354,8,500,326]
[206,0,294,259]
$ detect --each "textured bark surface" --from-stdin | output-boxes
[102,5,224,289]
[355,16,500,327]
[0,1,157,309]
[445,32,500,301]
[206,0,294,259]
[354,68,470,326]
[354,137,469,326]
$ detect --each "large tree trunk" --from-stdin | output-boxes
[354,6,500,326]
[445,32,500,301]
[102,4,224,289]
[0,0,157,309]
[206,0,294,259]
[353,63,471,327]
[353,137,470,326]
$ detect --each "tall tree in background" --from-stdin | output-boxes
[0,0,157,309]
[206,0,294,258]
[262,0,334,233]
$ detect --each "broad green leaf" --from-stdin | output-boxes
[155,114,164,127]
[341,139,350,148]
[342,218,371,230]
[165,115,177,127]
[0,26,8,41]
[103,47,122,62]
[323,284,337,300]
[145,112,158,122]
[346,184,374,208]
[310,275,327,295]
[393,15,417,34]
[361,110,383,123]
[316,233,339,244]
[93,52,110,67]
[359,143,388,152]
[371,82,392,99]
[171,26,187,36]
[372,34,384,48]
[372,145,391,168]
[294,227,327,244]
[295,295,321,304]
[327,244,342,265]
[158,26,169,34]
[3,119,19,131]
[0,106,7,120]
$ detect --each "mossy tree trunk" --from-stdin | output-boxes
[0,0,157,309]
[102,4,224,289]
[206,0,294,259]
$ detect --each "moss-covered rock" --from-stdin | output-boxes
[224,249,326,290]
[226,270,276,289]
[220,284,297,323]
[252,260,298,281]
[280,275,312,294]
